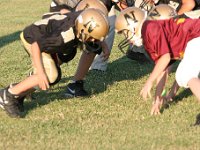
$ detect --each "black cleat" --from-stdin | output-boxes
[126,45,150,63]
[6,84,25,112]
[126,50,149,62]
[65,80,88,97]
[0,88,21,118]
[17,97,25,112]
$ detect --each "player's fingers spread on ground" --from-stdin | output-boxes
[151,100,162,115]
[140,89,147,100]
[39,81,45,90]
[42,78,49,90]
[38,74,49,90]
[151,106,160,115]
[151,108,155,115]
[38,82,44,90]
[43,75,49,87]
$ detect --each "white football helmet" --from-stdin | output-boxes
[115,7,147,53]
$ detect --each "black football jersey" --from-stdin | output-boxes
[23,11,81,54]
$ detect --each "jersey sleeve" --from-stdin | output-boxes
[142,21,171,63]
[23,13,77,54]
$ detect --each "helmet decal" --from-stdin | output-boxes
[124,11,138,26]
[83,18,100,33]
[76,8,109,45]
[148,4,177,20]
[149,8,161,18]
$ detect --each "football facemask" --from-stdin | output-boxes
[118,29,143,53]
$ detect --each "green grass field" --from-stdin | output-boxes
[0,0,200,149]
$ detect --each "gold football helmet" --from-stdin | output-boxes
[75,8,109,53]
[115,7,147,53]
[148,4,177,20]
[76,8,109,42]
[75,0,108,16]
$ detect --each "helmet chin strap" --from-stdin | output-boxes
[79,30,89,42]
[79,31,102,53]
[79,31,87,52]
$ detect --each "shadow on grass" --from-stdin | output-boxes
[86,55,153,94]
[22,76,74,116]
[20,54,188,118]
[160,89,192,113]
[0,31,21,49]
[21,56,191,117]
[21,55,153,116]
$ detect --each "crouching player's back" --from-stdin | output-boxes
[0,8,109,118]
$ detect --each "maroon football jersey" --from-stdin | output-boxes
[142,18,200,63]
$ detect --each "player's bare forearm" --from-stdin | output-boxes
[148,53,171,84]
[165,80,180,101]
[155,70,168,101]
[31,42,49,90]
[140,53,171,100]
[31,42,44,73]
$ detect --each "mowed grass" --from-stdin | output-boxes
[0,0,200,149]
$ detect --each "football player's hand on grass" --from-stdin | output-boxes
[38,71,49,90]
[140,80,153,100]
[151,99,163,115]
[151,96,172,115]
